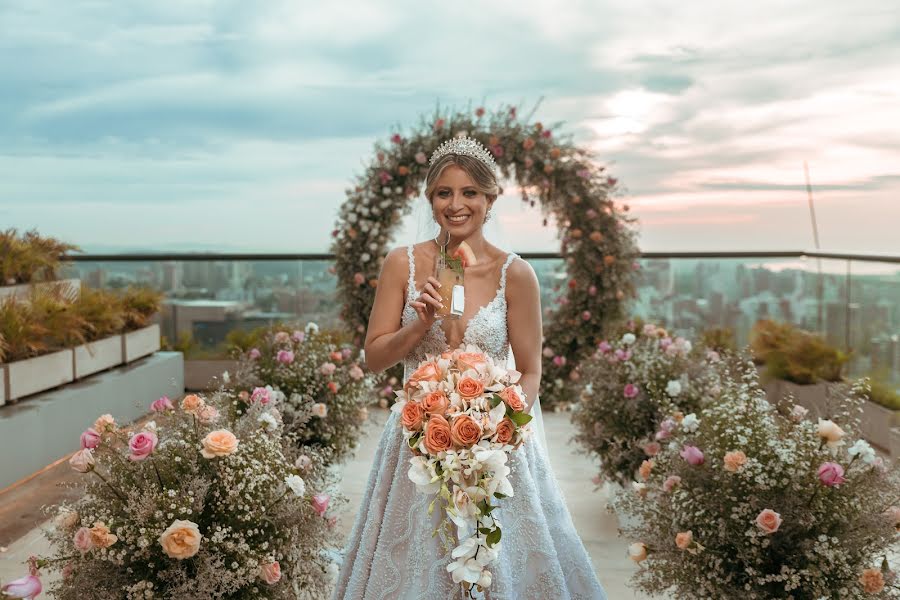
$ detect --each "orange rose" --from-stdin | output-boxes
[723,450,747,473]
[638,459,654,481]
[457,352,487,373]
[400,401,425,431]
[456,377,484,399]
[181,394,205,415]
[423,415,452,454]
[499,386,525,412]
[450,415,483,448]
[675,531,693,550]
[495,418,515,444]
[406,361,441,389]
[89,521,118,549]
[200,429,239,459]
[421,391,449,416]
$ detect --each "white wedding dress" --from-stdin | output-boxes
[331,246,607,600]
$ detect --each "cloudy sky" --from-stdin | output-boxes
[1,0,899,255]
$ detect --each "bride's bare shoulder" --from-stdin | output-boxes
[505,256,539,292]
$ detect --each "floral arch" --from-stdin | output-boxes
[331,103,640,406]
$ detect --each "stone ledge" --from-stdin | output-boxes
[0,352,184,490]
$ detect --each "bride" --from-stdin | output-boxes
[331,136,607,599]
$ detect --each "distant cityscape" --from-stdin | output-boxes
[63,255,900,385]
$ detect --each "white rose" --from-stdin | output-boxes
[628,542,648,562]
[848,439,876,465]
[621,333,636,345]
[258,412,278,432]
[311,403,328,418]
[305,322,319,334]
[285,474,306,497]
[681,413,699,432]
[665,380,682,397]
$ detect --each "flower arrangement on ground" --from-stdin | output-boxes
[572,322,722,487]
[16,389,341,600]
[392,344,533,599]
[233,322,374,465]
[616,356,900,599]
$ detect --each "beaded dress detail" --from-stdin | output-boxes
[331,246,607,600]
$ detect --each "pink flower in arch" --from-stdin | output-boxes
[128,431,158,462]
[249,348,261,360]
[276,350,294,365]
[623,384,639,398]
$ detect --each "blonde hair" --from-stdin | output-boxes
[424,153,501,203]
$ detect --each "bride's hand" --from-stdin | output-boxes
[408,276,443,330]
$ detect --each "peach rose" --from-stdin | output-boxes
[400,401,425,431]
[817,419,845,448]
[89,521,118,549]
[675,531,693,550]
[181,394,205,415]
[859,568,885,594]
[495,418,515,444]
[159,519,202,559]
[755,509,782,534]
[421,391,450,415]
[450,414,483,448]
[499,386,525,412]
[423,414,452,455]
[457,377,484,399]
[638,459,654,481]
[406,361,441,389]
[723,450,747,473]
[200,429,239,459]
[457,352,487,372]
[93,413,116,433]
[260,561,282,585]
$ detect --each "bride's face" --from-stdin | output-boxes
[430,165,493,238]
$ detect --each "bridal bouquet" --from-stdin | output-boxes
[22,390,341,600]
[573,321,722,487]
[393,345,533,598]
[617,355,900,599]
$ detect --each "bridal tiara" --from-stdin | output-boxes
[428,135,499,175]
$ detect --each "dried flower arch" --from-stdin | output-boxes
[331,103,640,406]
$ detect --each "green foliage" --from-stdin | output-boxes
[700,326,737,353]
[751,319,849,384]
[116,287,163,331]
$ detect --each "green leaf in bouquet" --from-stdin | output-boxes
[493,491,508,499]
[486,527,502,547]
[508,411,533,427]
[478,527,492,535]
[490,394,504,408]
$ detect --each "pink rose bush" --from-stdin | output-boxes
[394,344,533,596]
[232,323,374,466]
[615,357,899,598]
[25,389,342,599]
[573,321,722,486]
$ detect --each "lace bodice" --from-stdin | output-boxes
[400,245,518,381]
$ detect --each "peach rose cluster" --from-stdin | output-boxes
[159,519,202,559]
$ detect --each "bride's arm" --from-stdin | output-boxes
[363,247,432,373]
[505,258,543,412]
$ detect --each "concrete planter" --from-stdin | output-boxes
[0,278,81,302]
[185,359,239,391]
[0,364,6,406]
[74,334,124,379]
[123,324,161,363]
[5,349,75,402]
[764,379,829,420]
[859,400,898,453]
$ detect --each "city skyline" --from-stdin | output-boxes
[2,1,899,255]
